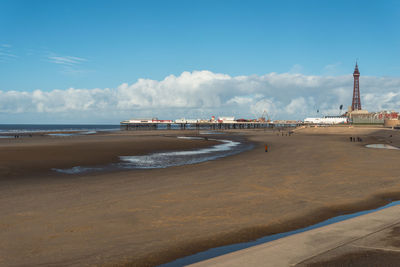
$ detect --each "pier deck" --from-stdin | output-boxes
[120,121,301,130]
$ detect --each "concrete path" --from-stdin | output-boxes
[190,205,400,267]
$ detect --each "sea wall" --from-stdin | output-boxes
[384,119,400,128]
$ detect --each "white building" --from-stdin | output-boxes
[122,118,154,123]
[304,116,348,124]
[174,118,199,123]
[218,117,235,123]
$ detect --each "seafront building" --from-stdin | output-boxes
[305,63,400,127]
[303,116,347,124]
[346,63,400,126]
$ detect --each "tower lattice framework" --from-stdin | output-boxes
[352,63,361,111]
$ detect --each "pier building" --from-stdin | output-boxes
[120,116,301,130]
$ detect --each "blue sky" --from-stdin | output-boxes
[0,0,399,123]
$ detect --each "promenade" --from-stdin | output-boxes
[191,204,400,267]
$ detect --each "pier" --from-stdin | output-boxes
[120,121,301,131]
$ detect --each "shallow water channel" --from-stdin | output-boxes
[366,144,400,150]
[159,200,400,267]
[53,136,251,174]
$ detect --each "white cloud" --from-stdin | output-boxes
[0,70,399,123]
[0,45,17,62]
[289,64,304,74]
[227,95,261,106]
[0,52,17,58]
[250,98,281,119]
[48,55,87,66]
[285,97,308,115]
[323,62,342,75]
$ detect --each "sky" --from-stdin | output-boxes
[0,0,399,123]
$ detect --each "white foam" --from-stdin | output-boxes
[53,138,246,173]
[199,131,223,135]
[119,139,241,168]
[120,156,157,165]
[82,131,97,135]
[48,133,76,137]
[161,140,239,156]
[177,136,204,140]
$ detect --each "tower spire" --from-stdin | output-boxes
[351,62,361,111]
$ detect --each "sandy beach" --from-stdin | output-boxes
[1,126,400,266]
[0,131,219,179]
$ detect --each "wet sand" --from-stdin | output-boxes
[0,130,219,179]
[1,126,400,266]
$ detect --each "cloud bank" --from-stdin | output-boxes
[0,70,399,123]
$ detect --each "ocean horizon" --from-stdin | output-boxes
[0,124,121,133]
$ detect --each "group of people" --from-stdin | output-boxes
[350,136,362,142]
[276,131,294,136]
[13,134,33,139]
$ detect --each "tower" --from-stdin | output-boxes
[351,62,361,111]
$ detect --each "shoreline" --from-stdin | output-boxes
[1,126,400,266]
[0,130,227,180]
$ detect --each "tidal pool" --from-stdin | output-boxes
[365,144,400,150]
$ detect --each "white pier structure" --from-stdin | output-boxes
[120,118,300,130]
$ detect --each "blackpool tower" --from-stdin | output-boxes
[351,62,362,111]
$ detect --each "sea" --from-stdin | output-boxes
[0,124,224,133]
[0,124,121,134]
